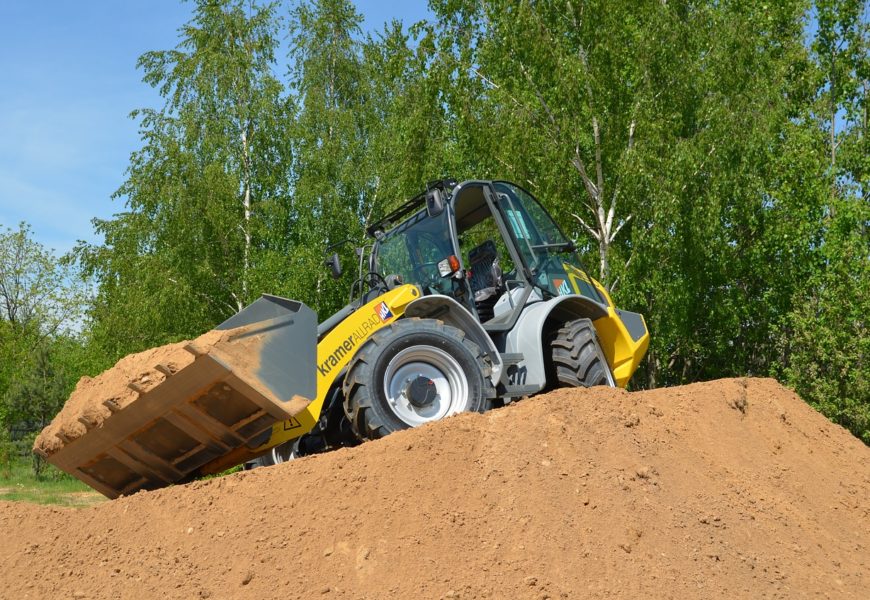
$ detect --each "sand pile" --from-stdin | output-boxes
[34,330,240,457]
[6,378,870,599]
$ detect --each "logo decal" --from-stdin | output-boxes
[553,278,572,296]
[317,313,381,377]
[376,301,393,322]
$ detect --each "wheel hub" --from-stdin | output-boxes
[383,345,470,427]
[406,375,437,408]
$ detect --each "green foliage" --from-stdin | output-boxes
[0,223,90,448]
[781,0,869,441]
[413,0,867,436]
[284,0,373,313]
[419,0,831,392]
[3,345,67,430]
[778,198,869,442]
[2,345,70,477]
[0,427,13,479]
[812,0,869,182]
[0,223,88,392]
[0,222,86,334]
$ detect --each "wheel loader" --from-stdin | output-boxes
[39,179,648,498]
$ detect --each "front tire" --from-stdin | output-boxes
[550,318,615,387]
[343,318,493,440]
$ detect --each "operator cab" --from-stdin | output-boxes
[372,180,605,325]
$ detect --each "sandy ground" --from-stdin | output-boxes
[5,378,869,599]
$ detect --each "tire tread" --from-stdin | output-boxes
[550,318,611,388]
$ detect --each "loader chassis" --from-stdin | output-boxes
[256,179,649,458]
[42,179,648,496]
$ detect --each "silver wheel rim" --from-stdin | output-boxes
[270,441,296,464]
[383,345,469,427]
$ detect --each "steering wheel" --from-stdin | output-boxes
[412,261,441,283]
[414,261,453,295]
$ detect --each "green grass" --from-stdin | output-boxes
[0,456,244,507]
[0,459,104,507]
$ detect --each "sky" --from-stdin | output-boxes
[0,1,430,256]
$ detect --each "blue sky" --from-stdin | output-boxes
[0,1,430,255]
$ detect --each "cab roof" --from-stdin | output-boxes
[366,178,458,238]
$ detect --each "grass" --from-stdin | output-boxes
[0,459,104,507]
[0,455,246,507]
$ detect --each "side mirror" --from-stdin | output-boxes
[325,252,342,279]
[426,188,445,217]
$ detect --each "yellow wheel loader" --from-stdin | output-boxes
[42,180,649,497]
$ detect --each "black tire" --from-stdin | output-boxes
[343,318,493,440]
[550,318,614,387]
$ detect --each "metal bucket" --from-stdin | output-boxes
[44,295,317,498]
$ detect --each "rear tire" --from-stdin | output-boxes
[343,318,493,440]
[550,318,614,387]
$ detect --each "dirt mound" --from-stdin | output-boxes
[5,378,869,599]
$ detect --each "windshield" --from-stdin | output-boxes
[492,181,603,303]
[375,208,457,295]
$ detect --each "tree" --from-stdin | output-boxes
[780,197,869,442]
[425,0,674,287]
[423,0,822,390]
[812,0,869,199]
[76,0,294,360]
[361,20,456,207]
[0,222,85,337]
[3,344,68,477]
[777,0,870,441]
[54,0,867,446]
[0,222,86,406]
[285,0,377,313]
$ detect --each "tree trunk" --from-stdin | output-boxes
[570,117,634,289]
[240,124,252,313]
[599,236,609,284]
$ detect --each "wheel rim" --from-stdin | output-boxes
[270,441,296,464]
[383,345,469,427]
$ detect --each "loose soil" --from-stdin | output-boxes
[34,329,242,457]
[5,378,870,599]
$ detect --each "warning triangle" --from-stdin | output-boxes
[283,416,302,431]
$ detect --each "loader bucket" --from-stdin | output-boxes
[39,295,317,499]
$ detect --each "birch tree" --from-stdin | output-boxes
[286,0,374,312]
[426,0,670,288]
[77,0,292,357]
[0,223,85,337]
